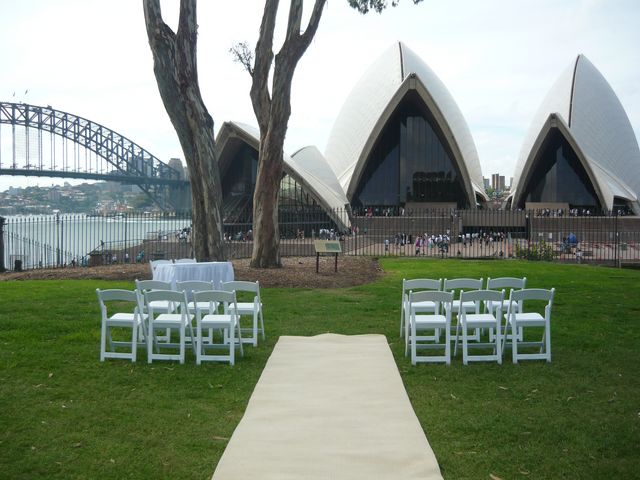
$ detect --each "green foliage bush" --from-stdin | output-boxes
[515,239,556,261]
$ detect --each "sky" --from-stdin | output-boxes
[0,0,638,192]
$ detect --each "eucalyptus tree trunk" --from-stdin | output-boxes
[249,0,326,268]
[143,0,225,261]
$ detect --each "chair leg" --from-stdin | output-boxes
[410,322,417,366]
[253,312,258,347]
[462,322,468,365]
[544,323,551,362]
[229,321,235,366]
[444,325,451,365]
[260,309,265,340]
[100,322,107,362]
[495,322,502,365]
[512,321,518,364]
[196,327,202,365]
[188,323,196,355]
[131,323,137,363]
[148,324,154,363]
[453,319,461,357]
[179,325,185,365]
[404,312,411,357]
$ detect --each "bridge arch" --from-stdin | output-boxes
[0,101,191,210]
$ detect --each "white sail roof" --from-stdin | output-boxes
[216,122,349,230]
[511,55,640,212]
[324,42,486,205]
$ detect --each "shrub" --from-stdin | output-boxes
[515,239,556,261]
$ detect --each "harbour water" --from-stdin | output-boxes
[3,213,192,269]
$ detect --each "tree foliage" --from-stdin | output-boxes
[348,0,424,14]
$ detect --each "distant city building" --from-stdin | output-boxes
[483,177,490,190]
[47,188,60,201]
[491,174,505,191]
[168,158,185,180]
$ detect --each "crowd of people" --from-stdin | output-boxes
[383,229,513,257]
[531,207,632,217]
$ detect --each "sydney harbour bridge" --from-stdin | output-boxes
[0,101,191,210]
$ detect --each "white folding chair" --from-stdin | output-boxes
[408,290,453,365]
[503,288,555,363]
[221,280,264,346]
[135,279,176,313]
[486,277,527,341]
[175,280,216,314]
[400,278,442,339]
[97,289,147,362]
[149,259,172,275]
[454,289,505,365]
[136,279,176,343]
[193,290,244,365]
[444,278,484,342]
[176,280,216,344]
[145,289,195,364]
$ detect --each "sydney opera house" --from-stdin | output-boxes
[507,54,640,215]
[216,42,640,230]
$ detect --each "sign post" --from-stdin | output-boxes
[313,240,342,273]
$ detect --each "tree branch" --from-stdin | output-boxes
[176,0,198,74]
[348,0,423,14]
[251,0,279,131]
[229,42,255,77]
[300,0,326,47]
[285,0,303,45]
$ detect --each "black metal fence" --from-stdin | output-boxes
[2,208,639,272]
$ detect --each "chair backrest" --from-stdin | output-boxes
[507,288,555,321]
[402,278,442,295]
[135,279,173,292]
[174,258,197,264]
[486,277,527,290]
[193,289,237,314]
[408,290,453,306]
[444,278,484,294]
[144,289,188,313]
[175,280,214,295]
[222,281,260,303]
[459,289,505,305]
[149,259,172,273]
[509,288,555,308]
[96,288,144,315]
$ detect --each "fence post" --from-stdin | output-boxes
[0,216,5,272]
[615,213,620,268]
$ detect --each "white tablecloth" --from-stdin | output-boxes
[152,261,234,289]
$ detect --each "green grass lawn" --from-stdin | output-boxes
[1,258,639,479]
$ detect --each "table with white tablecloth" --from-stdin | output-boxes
[152,261,234,289]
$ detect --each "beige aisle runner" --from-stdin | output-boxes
[212,334,443,480]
